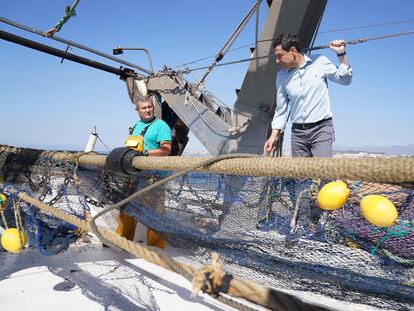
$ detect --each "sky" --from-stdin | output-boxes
[1,0,413,153]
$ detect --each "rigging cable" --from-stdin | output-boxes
[319,18,414,34]
[197,0,262,87]
[180,30,414,73]
[173,18,414,69]
[172,28,414,136]
[176,77,240,135]
[96,135,111,152]
[307,30,414,51]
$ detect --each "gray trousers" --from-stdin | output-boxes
[291,118,334,157]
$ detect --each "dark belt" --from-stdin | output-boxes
[292,117,332,130]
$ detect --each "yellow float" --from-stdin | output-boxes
[1,228,27,253]
[317,180,350,210]
[360,195,398,227]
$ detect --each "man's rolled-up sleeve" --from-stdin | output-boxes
[324,55,353,86]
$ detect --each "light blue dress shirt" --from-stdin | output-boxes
[271,54,352,129]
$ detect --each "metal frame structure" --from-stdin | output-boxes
[0,0,327,155]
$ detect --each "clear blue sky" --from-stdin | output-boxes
[1,0,413,152]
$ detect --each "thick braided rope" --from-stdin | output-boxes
[0,145,413,183]
[382,249,414,265]
[17,192,330,311]
[90,154,257,249]
[1,145,410,309]
[17,192,194,273]
[58,154,414,184]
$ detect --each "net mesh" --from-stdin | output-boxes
[0,146,413,310]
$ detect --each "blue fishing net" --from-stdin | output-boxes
[0,148,88,255]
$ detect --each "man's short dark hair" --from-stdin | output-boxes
[272,33,302,52]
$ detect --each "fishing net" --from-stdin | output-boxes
[0,145,413,310]
[0,147,88,255]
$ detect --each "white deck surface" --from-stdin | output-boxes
[0,239,389,311]
[0,242,238,311]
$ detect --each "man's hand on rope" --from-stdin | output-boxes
[329,39,346,55]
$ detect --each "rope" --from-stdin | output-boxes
[319,18,414,34]
[13,198,25,250]
[182,91,237,135]
[16,187,329,310]
[66,151,90,166]
[181,30,414,73]
[172,76,249,133]
[89,153,261,309]
[290,180,320,233]
[90,154,257,249]
[371,221,413,256]
[17,192,192,271]
[45,0,80,36]
[197,0,262,87]
[290,189,309,234]
[96,134,111,152]
[180,75,252,123]
[174,18,414,69]
[1,144,412,183]
[4,145,410,307]
[382,249,414,266]
[0,210,8,230]
[68,154,414,185]
[306,30,414,52]
[182,54,270,73]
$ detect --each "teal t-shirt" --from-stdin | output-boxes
[131,118,172,151]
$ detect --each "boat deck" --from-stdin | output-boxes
[0,241,239,311]
[0,239,385,311]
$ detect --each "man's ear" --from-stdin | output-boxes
[289,46,297,53]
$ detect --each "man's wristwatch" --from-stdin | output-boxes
[336,51,346,57]
[143,150,150,156]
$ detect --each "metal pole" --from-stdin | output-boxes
[0,29,133,79]
[0,16,150,75]
[116,47,154,73]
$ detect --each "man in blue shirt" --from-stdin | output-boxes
[264,33,353,157]
[116,95,171,248]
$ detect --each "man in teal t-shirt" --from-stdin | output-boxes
[131,118,172,151]
[131,96,172,155]
[116,95,171,248]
